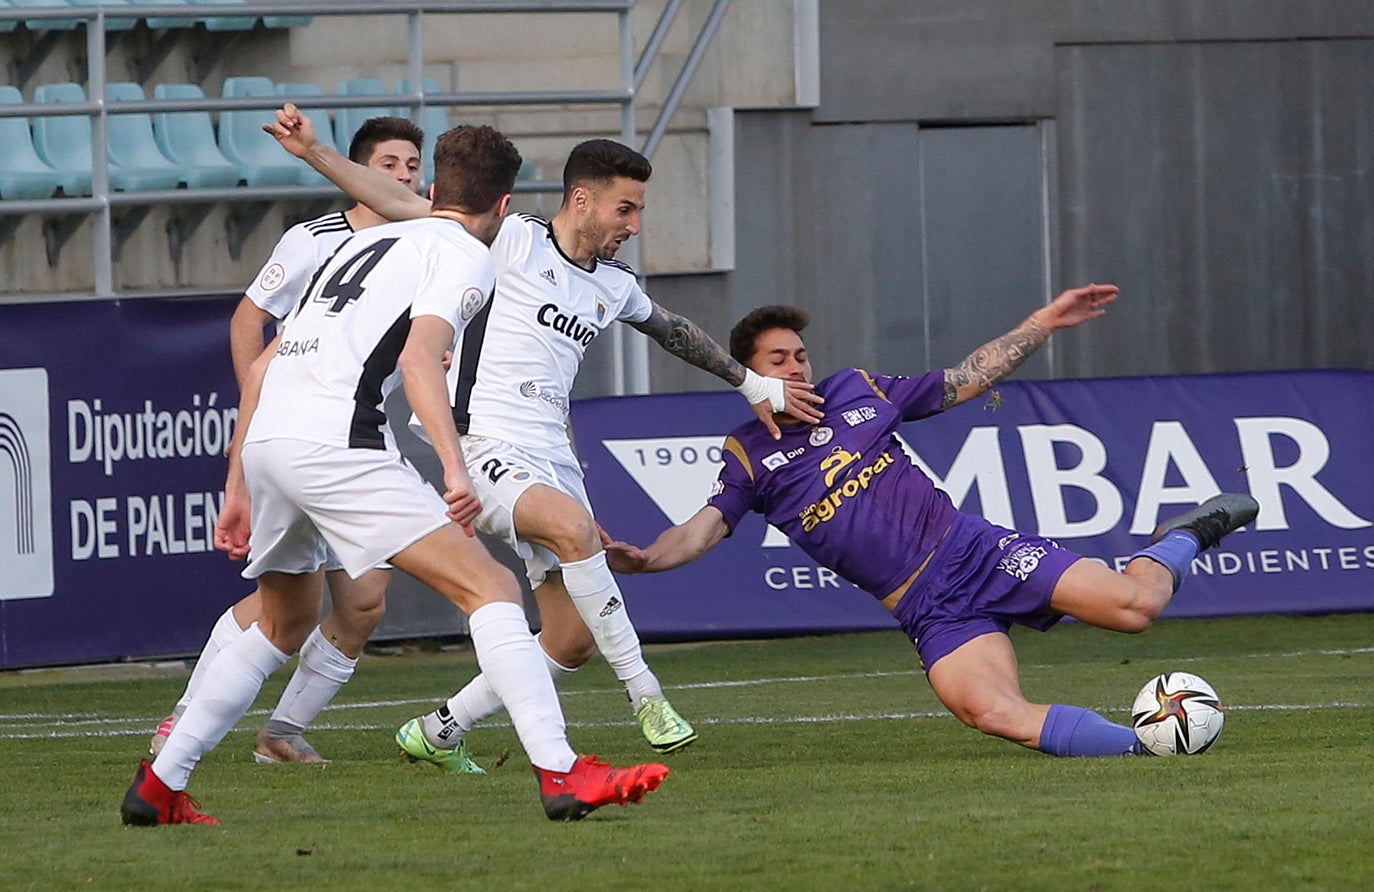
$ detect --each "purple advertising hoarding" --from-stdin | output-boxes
[2,294,1371,667]
[572,370,1374,640]
[0,297,245,668]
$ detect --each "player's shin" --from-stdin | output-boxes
[178,605,248,710]
[152,623,290,788]
[560,552,661,705]
[467,601,577,772]
[433,633,576,739]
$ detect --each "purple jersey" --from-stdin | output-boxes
[708,367,959,599]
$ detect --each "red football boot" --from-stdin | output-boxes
[534,754,670,821]
[120,759,220,826]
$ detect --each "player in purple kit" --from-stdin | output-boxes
[603,288,1259,757]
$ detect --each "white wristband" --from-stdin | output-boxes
[735,368,786,412]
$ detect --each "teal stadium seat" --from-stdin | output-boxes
[35,82,186,193]
[140,0,200,30]
[10,0,81,31]
[276,82,337,185]
[0,0,19,34]
[335,78,398,157]
[395,78,449,188]
[0,85,64,199]
[187,0,254,32]
[219,76,302,186]
[151,83,241,188]
[66,0,136,31]
[104,82,187,191]
[31,83,94,195]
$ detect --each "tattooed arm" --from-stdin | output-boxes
[630,301,824,438]
[942,283,1119,409]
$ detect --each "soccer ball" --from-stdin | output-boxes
[1130,672,1224,755]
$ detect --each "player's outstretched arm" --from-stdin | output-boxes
[630,301,824,439]
[941,282,1118,410]
[399,316,480,535]
[228,297,278,392]
[214,333,280,560]
[264,102,431,222]
[600,507,730,574]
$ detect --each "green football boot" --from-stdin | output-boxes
[395,717,485,774]
[635,695,698,754]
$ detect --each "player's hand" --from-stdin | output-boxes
[751,379,824,440]
[602,538,650,574]
[261,102,319,159]
[213,489,252,560]
[441,350,454,372]
[1040,283,1118,331]
[442,468,481,537]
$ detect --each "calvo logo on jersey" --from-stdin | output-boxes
[537,303,597,346]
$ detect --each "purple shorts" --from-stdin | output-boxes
[891,513,1080,672]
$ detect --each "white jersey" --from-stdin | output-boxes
[425,213,653,451]
[247,216,494,453]
[244,211,355,320]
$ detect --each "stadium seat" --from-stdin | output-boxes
[0,0,20,33]
[35,82,187,193]
[335,79,398,157]
[150,84,241,188]
[187,0,254,31]
[262,9,310,29]
[31,83,94,195]
[218,76,302,186]
[276,82,337,185]
[66,0,137,31]
[9,0,81,31]
[151,84,241,188]
[139,0,199,30]
[395,78,449,187]
[104,82,187,191]
[0,86,64,199]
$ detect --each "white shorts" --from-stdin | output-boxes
[462,436,592,587]
[242,439,448,580]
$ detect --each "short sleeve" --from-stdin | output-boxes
[412,245,495,338]
[862,369,947,421]
[244,225,328,320]
[704,435,757,533]
[616,277,653,324]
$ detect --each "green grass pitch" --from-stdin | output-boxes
[1,612,1371,890]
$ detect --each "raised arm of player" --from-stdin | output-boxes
[941,282,1119,409]
[265,102,431,222]
[213,332,282,560]
[399,315,480,535]
[600,506,730,575]
[630,301,824,439]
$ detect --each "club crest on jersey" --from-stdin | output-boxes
[809,426,833,447]
[537,302,597,346]
[595,299,608,323]
[460,287,486,320]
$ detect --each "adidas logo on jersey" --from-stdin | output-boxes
[599,596,623,617]
[540,268,557,286]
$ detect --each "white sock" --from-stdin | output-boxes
[561,552,662,706]
[175,606,246,713]
[266,626,356,733]
[430,633,576,745]
[152,623,288,790]
[466,602,575,772]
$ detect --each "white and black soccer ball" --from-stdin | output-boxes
[1131,672,1224,756]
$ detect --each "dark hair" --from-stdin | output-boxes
[347,116,425,164]
[431,125,523,214]
[561,138,652,203]
[729,305,811,364]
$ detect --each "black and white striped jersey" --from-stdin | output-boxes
[243,211,355,321]
[247,217,494,453]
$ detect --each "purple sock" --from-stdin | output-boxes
[1128,530,1200,591]
[1038,704,1143,757]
